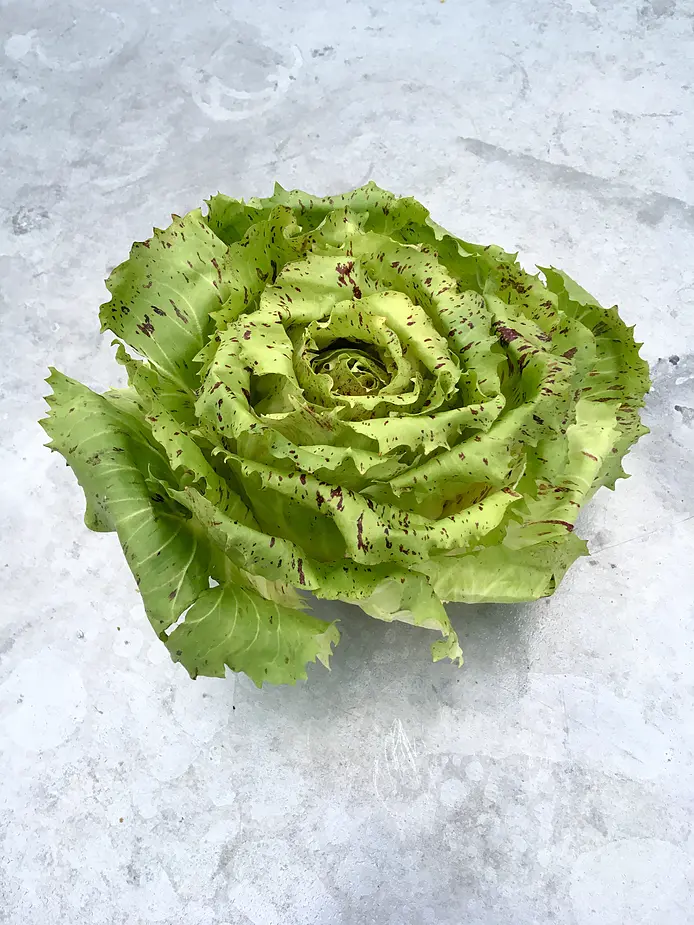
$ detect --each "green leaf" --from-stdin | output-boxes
[41,370,341,685]
[162,480,463,664]
[540,266,651,488]
[41,369,209,632]
[312,562,462,665]
[204,194,264,246]
[115,344,258,527]
[420,534,588,604]
[219,454,522,567]
[164,584,339,686]
[100,211,234,390]
[255,180,403,233]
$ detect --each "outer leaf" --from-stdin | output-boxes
[204,195,264,246]
[100,211,234,389]
[164,584,339,686]
[312,562,463,665]
[256,181,402,233]
[41,370,209,632]
[224,455,523,566]
[162,482,463,665]
[114,344,259,527]
[540,266,651,488]
[419,534,588,604]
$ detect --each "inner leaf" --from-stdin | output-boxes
[313,340,390,396]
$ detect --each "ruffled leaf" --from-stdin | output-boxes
[164,584,339,686]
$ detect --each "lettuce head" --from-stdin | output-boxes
[41,183,650,685]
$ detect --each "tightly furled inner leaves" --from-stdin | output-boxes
[41,182,650,686]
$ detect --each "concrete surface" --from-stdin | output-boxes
[1,0,693,922]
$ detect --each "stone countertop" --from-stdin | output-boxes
[1,1,693,923]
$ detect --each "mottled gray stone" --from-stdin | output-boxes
[1,1,693,923]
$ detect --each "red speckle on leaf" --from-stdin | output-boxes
[335,261,354,287]
[496,325,520,344]
[170,300,188,323]
[531,519,575,531]
[137,314,155,337]
[356,514,369,553]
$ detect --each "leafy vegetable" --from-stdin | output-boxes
[42,183,650,685]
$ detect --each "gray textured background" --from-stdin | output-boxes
[1,1,694,923]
